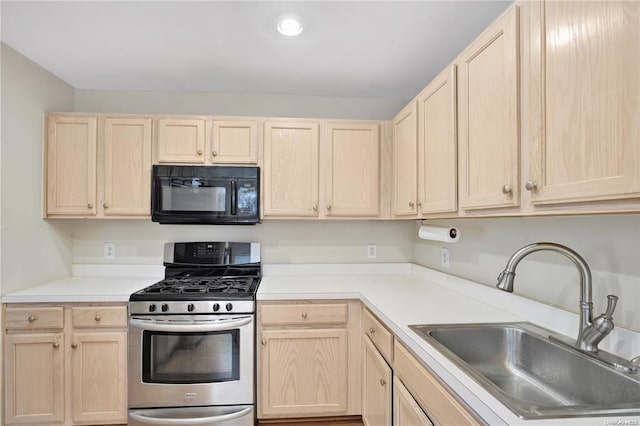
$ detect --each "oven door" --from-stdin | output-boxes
[128,315,254,408]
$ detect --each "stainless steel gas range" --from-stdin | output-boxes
[128,242,260,426]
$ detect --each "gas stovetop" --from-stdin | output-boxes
[129,241,261,315]
[129,276,260,301]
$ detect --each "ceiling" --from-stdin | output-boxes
[1,1,512,100]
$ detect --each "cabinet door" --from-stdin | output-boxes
[212,119,259,164]
[527,1,640,204]
[458,6,520,210]
[4,333,64,424]
[103,117,152,216]
[263,121,320,217]
[362,336,392,426]
[393,376,433,426]
[71,332,127,424]
[46,115,97,215]
[392,102,418,217]
[417,65,458,215]
[156,118,206,163]
[325,122,380,217]
[259,328,347,417]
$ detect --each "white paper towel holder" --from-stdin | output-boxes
[418,221,461,243]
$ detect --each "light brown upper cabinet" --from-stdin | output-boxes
[155,117,207,164]
[263,120,320,217]
[392,102,419,218]
[324,122,380,217]
[155,117,259,165]
[525,0,640,206]
[211,119,259,164]
[458,6,520,211]
[45,114,152,218]
[46,115,98,216]
[103,117,152,216]
[417,65,458,216]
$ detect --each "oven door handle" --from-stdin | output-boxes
[129,316,252,333]
[129,406,252,425]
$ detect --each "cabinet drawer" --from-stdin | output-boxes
[5,306,64,330]
[362,308,393,362]
[261,303,347,326]
[394,341,481,425]
[72,306,127,328]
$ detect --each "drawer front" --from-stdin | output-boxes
[394,341,481,426]
[261,303,348,326]
[362,308,393,362]
[72,305,128,328]
[5,306,64,331]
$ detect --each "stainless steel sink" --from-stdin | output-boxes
[409,322,640,419]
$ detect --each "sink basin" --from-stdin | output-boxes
[409,322,640,419]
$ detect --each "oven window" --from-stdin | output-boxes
[142,330,240,384]
[161,182,227,212]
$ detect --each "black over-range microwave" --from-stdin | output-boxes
[151,165,260,225]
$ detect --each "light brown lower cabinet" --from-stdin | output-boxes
[394,341,481,425]
[3,303,128,425]
[257,300,362,420]
[362,335,392,426]
[393,376,432,426]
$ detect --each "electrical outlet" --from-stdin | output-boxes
[103,242,116,260]
[367,244,377,259]
[441,247,450,268]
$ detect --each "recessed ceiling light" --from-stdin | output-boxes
[277,15,304,37]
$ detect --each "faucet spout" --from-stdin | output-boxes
[496,242,600,351]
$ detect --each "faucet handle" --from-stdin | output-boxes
[603,295,618,319]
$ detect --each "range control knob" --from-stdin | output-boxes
[161,304,169,312]
[213,303,220,312]
[149,304,156,312]
[225,303,233,312]
[187,303,195,312]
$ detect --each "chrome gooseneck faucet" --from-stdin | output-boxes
[496,242,618,353]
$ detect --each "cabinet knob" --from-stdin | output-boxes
[87,202,93,209]
[28,315,37,322]
[369,327,376,335]
[327,204,332,211]
[525,180,538,191]
[417,201,422,209]
[94,315,101,322]
[52,342,60,349]
[261,339,267,346]
[71,343,78,349]
[103,203,109,209]
[301,312,308,319]
[409,201,415,208]
[197,149,203,156]
[212,151,218,157]
[312,205,318,212]
[380,378,387,386]
[501,184,513,195]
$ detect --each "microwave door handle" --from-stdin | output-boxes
[129,316,252,333]
[230,180,237,216]
[128,406,252,425]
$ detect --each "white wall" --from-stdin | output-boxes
[414,214,640,332]
[75,89,406,120]
[71,219,414,265]
[0,43,75,295]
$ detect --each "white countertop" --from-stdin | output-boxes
[3,263,639,425]
[1,264,162,303]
